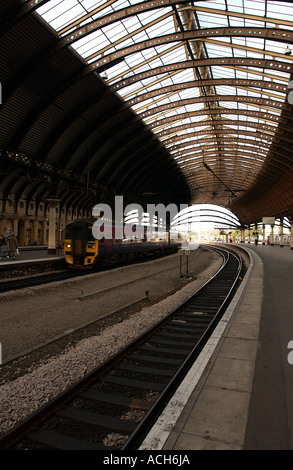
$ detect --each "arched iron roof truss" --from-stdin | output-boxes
[1,0,293,226]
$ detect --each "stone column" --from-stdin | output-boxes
[270,224,274,246]
[13,220,18,238]
[47,198,59,254]
[33,221,38,245]
[280,218,284,247]
[262,224,266,245]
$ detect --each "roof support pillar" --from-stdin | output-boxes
[47,198,59,254]
[280,218,284,247]
[290,220,293,250]
[270,224,275,246]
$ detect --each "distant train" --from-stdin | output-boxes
[63,218,178,268]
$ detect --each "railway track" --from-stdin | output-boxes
[0,250,188,294]
[0,270,85,293]
[0,246,244,451]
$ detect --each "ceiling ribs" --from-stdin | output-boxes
[109,58,293,90]
[2,0,293,224]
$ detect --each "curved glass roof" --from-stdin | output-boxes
[35,0,293,207]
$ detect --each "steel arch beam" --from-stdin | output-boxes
[181,150,293,177]
[125,79,288,107]
[155,119,290,139]
[110,58,293,92]
[139,95,292,119]
[162,127,293,147]
[12,87,289,158]
[4,27,292,106]
[55,0,189,48]
[170,136,275,153]
[148,109,289,131]
[9,86,114,152]
[90,28,293,73]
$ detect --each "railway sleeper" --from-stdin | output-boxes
[26,428,108,450]
[176,312,214,320]
[105,374,166,391]
[129,352,182,366]
[180,304,219,311]
[154,327,205,336]
[173,319,214,328]
[176,311,218,319]
[156,331,203,340]
[139,344,191,356]
[163,324,198,332]
[116,362,175,377]
[160,327,202,336]
[80,389,152,411]
[58,406,136,434]
[147,337,195,347]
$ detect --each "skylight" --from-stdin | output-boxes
[36,0,293,205]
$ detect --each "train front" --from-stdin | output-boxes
[64,219,98,268]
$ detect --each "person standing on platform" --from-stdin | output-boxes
[8,233,18,260]
[0,234,6,259]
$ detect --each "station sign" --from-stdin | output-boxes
[178,249,190,256]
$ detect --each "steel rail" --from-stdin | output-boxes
[123,246,242,449]
[0,246,244,450]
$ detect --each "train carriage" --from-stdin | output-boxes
[64,218,176,268]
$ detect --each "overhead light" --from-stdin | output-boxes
[285,45,292,55]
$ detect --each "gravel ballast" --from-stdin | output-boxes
[0,246,225,436]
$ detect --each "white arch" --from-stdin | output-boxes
[171,203,241,233]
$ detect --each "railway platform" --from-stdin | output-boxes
[141,243,293,451]
[0,246,63,264]
[0,246,64,279]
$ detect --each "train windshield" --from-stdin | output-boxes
[87,225,95,242]
[65,223,95,242]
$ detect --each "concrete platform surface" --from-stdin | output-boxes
[0,247,62,265]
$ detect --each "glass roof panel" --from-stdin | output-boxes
[36,0,293,203]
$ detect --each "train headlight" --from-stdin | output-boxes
[66,243,71,248]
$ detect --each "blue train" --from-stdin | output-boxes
[64,218,177,268]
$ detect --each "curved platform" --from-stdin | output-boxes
[140,243,293,450]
